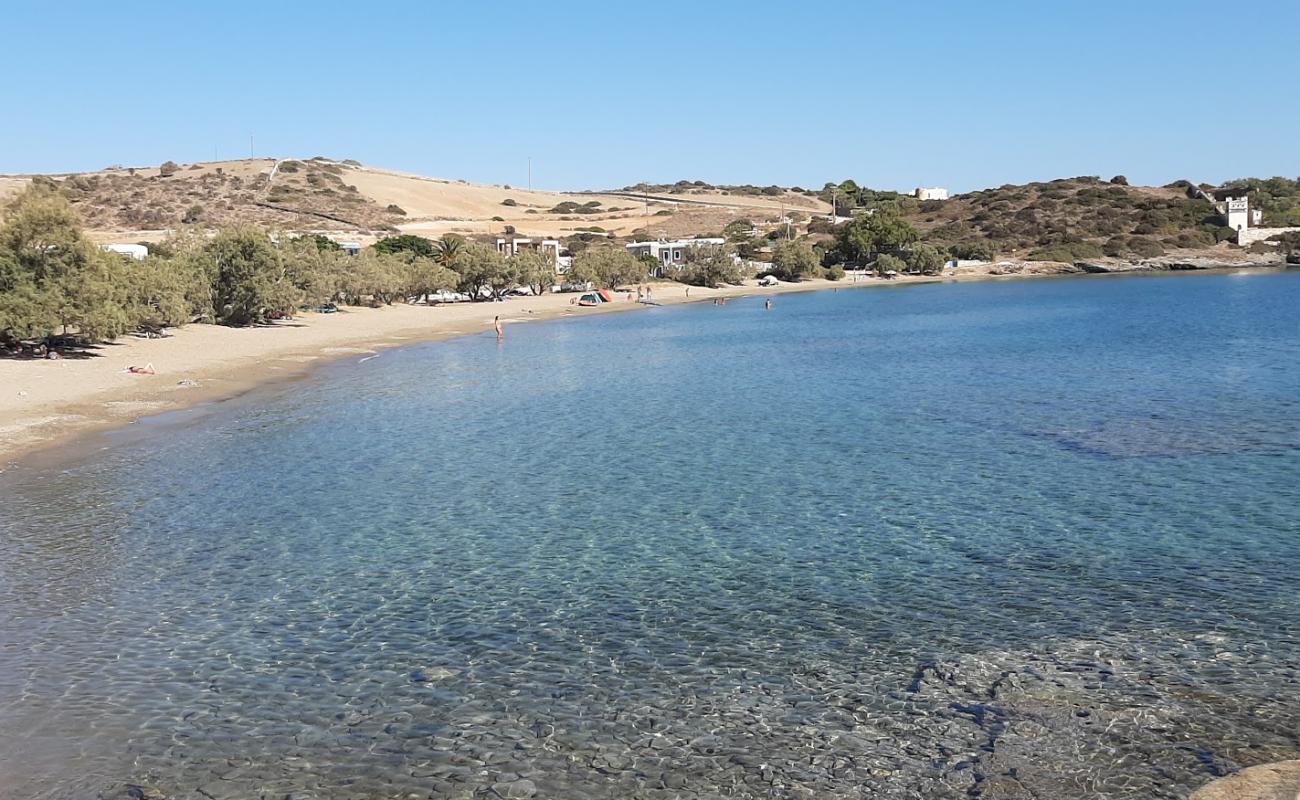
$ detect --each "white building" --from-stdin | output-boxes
[914,187,950,201]
[625,238,726,275]
[336,241,362,256]
[101,243,148,261]
[1215,191,1251,234]
[493,239,561,270]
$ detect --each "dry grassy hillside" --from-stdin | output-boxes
[0,158,829,245]
[905,177,1232,259]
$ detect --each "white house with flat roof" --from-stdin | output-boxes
[101,243,148,261]
[495,237,570,273]
[914,187,949,201]
[625,238,726,275]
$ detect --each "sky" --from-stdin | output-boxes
[2,0,1297,193]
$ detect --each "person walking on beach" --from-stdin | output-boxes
[494,315,503,340]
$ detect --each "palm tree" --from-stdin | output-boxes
[433,236,463,267]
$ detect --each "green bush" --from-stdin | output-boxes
[1027,242,1103,262]
[373,234,436,257]
[1126,237,1165,258]
[949,241,995,261]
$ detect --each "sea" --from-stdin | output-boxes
[1,270,1297,799]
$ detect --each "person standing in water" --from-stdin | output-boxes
[765,298,772,311]
[494,315,504,340]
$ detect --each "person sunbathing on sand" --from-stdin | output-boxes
[126,363,155,375]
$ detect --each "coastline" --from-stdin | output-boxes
[0,262,1288,467]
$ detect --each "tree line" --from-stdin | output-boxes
[0,185,729,348]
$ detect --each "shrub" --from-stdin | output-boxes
[182,204,204,224]
[1126,237,1165,258]
[949,241,995,261]
[491,216,504,222]
[1110,175,1129,185]
[158,161,180,177]
[373,234,435,257]
[1026,242,1103,262]
[386,204,406,216]
[823,265,845,281]
[501,198,518,206]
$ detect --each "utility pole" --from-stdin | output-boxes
[249,135,254,159]
[528,157,532,191]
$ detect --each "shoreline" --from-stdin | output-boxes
[0,263,1289,468]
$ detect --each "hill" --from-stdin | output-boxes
[906,177,1233,260]
[0,159,829,245]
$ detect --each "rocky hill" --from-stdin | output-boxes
[0,160,828,245]
[903,177,1232,260]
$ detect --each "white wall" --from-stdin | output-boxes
[1238,226,1300,246]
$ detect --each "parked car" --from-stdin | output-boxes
[428,290,470,304]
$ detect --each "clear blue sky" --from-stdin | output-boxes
[3,0,1296,192]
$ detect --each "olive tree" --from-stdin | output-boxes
[769,240,821,281]
[568,245,646,289]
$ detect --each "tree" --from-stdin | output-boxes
[904,243,946,275]
[432,235,464,267]
[0,184,136,342]
[874,253,905,277]
[768,240,821,281]
[373,234,436,258]
[835,209,920,263]
[400,256,459,303]
[568,245,646,289]
[199,227,300,325]
[125,253,209,328]
[453,243,513,299]
[949,241,995,261]
[159,161,180,177]
[723,219,754,240]
[513,249,557,296]
[678,245,743,287]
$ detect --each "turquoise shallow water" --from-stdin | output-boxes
[1,271,1298,799]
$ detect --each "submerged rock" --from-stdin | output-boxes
[1191,761,1300,800]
